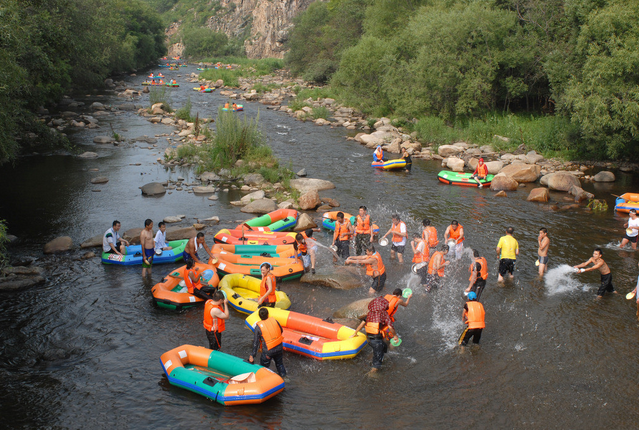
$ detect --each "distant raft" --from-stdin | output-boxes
[151,262,219,310]
[237,209,298,232]
[222,105,244,112]
[218,273,291,314]
[213,228,298,246]
[193,87,214,93]
[371,159,407,170]
[437,170,494,187]
[101,239,188,265]
[245,308,368,361]
[160,345,285,405]
[615,193,639,213]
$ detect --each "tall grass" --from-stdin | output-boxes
[199,69,242,87]
[148,86,172,112]
[175,96,194,122]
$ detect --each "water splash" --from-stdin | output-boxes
[544,264,590,295]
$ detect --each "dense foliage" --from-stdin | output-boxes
[286,0,639,159]
[0,0,166,164]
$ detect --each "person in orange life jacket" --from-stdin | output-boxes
[200,84,206,91]
[232,103,238,110]
[471,158,489,188]
[354,206,374,256]
[459,291,485,347]
[425,244,450,291]
[293,233,311,272]
[184,260,217,299]
[203,291,229,351]
[352,296,398,374]
[384,288,412,323]
[224,102,230,109]
[421,218,439,251]
[465,249,488,300]
[345,245,387,294]
[249,307,286,378]
[382,214,407,263]
[302,228,320,274]
[410,233,430,284]
[257,262,277,308]
[444,220,465,260]
[373,145,384,162]
[332,211,353,260]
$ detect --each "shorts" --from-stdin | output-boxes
[184,251,199,264]
[459,328,482,345]
[538,255,549,265]
[624,234,638,243]
[115,241,122,251]
[371,272,386,292]
[471,278,486,300]
[301,253,311,269]
[391,244,405,254]
[597,273,615,296]
[336,240,350,259]
[498,258,515,276]
[142,248,154,268]
[425,273,441,290]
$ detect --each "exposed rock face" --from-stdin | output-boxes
[527,187,549,202]
[490,173,519,191]
[294,213,317,231]
[240,198,278,214]
[204,0,314,59]
[300,266,362,290]
[298,189,320,210]
[546,173,581,192]
[166,227,197,241]
[333,298,374,319]
[498,164,541,183]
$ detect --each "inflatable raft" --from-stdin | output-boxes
[238,209,298,232]
[437,170,494,187]
[160,345,285,405]
[210,253,304,281]
[245,308,367,360]
[151,262,219,310]
[165,83,179,87]
[101,239,188,265]
[193,87,214,93]
[322,211,380,234]
[219,274,291,314]
[214,228,297,245]
[211,243,297,259]
[372,159,407,170]
[222,105,244,112]
[615,193,639,213]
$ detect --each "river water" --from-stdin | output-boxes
[1,66,639,429]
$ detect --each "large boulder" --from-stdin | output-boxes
[546,173,581,191]
[447,157,465,172]
[166,227,197,241]
[44,236,73,254]
[485,161,504,174]
[358,134,383,148]
[123,228,143,244]
[300,266,363,290]
[490,173,519,191]
[498,164,541,183]
[240,190,265,204]
[525,151,544,164]
[240,199,278,214]
[289,178,336,193]
[163,216,182,223]
[386,138,402,154]
[141,182,166,196]
[192,186,217,194]
[569,185,594,202]
[437,145,464,157]
[294,213,317,231]
[298,189,320,210]
[593,171,615,182]
[333,298,374,319]
[527,187,549,202]
[243,173,265,186]
[80,234,103,248]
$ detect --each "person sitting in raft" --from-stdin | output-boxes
[293,233,311,272]
[384,288,412,324]
[224,102,230,109]
[232,103,238,110]
[459,291,485,348]
[351,296,399,375]
[154,221,172,255]
[411,233,429,284]
[345,245,386,295]
[302,228,320,274]
[444,220,465,260]
[373,145,384,162]
[184,232,213,265]
[402,148,412,173]
[471,158,489,187]
[249,307,287,379]
[200,84,206,91]
[103,220,129,256]
[171,79,177,85]
[257,262,277,308]
[204,291,229,351]
[425,244,450,291]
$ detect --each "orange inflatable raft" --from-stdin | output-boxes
[209,253,304,281]
[211,243,298,258]
[213,228,298,245]
[151,262,220,310]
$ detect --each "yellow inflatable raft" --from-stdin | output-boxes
[218,273,291,314]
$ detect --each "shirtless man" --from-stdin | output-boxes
[538,228,550,277]
[184,232,213,265]
[140,219,154,278]
[574,248,617,298]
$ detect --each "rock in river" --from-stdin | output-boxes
[141,182,166,196]
[294,213,317,231]
[289,178,336,193]
[333,298,374,319]
[300,266,362,290]
[527,187,549,203]
[166,227,197,241]
[593,171,615,183]
[298,189,320,210]
[490,173,518,191]
[90,176,109,184]
[44,236,73,254]
[240,199,278,214]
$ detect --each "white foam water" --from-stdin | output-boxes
[544,264,590,295]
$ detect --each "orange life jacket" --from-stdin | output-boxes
[476,163,488,177]
[203,301,226,332]
[356,214,371,235]
[335,220,351,241]
[391,221,406,243]
[428,251,445,277]
[296,240,308,254]
[374,148,383,161]
[256,318,284,350]
[260,273,277,303]
[469,257,488,282]
[448,224,464,243]
[365,252,386,277]
[464,301,485,329]
[423,226,439,247]
[412,239,429,263]
[185,268,202,294]
[384,294,401,322]
[224,103,230,109]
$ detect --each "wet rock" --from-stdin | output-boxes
[490,173,519,191]
[240,190,265,204]
[200,172,221,182]
[192,186,217,194]
[296,168,307,177]
[300,266,362,290]
[333,298,374,319]
[290,178,336,193]
[294,213,317,232]
[91,102,105,110]
[437,145,464,157]
[80,234,102,248]
[321,197,340,208]
[119,102,136,111]
[123,228,143,244]
[165,227,197,241]
[545,173,581,192]
[0,275,45,290]
[208,195,219,201]
[240,199,278,214]
[6,235,18,245]
[81,251,96,260]
[142,86,150,94]
[90,176,108,184]
[569,185,594,202]
[278,201,294,210]
[201,216,220,225]
[298,189,320,210]
[527,187,549,202]
[316,204,332,212]
[44,236,73,254]
[3,266,43,276]
[93,136,114,144]
[495,191,507,197]
[498,164,540,183]
[163,216,182,223]
[593,171,615,182]
[78,152,98,159]
[141,182,166,196]
[193,223,205,230]
[243,173,265,186]
[447,157,465,172]
[386,137,402,154]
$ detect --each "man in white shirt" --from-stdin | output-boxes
[621,209,639,250]
[154,221,172,254]
[102,220,129,255]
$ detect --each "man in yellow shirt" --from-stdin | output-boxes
[496,227,519,282]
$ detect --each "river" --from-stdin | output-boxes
[1,65,638,429]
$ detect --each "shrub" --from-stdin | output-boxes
[149,86,172,112]
[312,106,331,120]
[175,97,194,122]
